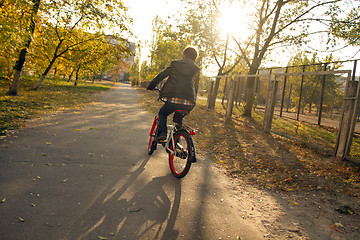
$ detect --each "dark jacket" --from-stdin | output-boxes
[147,58,200,104]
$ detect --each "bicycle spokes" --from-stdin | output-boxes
[169,131,191,178]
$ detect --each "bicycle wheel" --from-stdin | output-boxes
[169,130,192,178]
[148,117,158,155]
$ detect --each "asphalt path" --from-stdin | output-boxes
[0,84,263,240]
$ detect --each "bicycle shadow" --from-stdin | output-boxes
[65,155,182,240]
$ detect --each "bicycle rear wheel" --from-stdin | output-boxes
[148,117,158,155]
[169,130,192,178]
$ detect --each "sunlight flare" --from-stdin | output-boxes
[218,1,250,37]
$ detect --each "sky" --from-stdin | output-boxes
[123,0,360,75]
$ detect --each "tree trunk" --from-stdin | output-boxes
[33,59,55,90]
[74,67,80,86]
[7,49,27,95]
[68,68,75,82]
[243,76,255,116]
[208,76,221,110]
[6,0,41,95]
[208,69,224,110]
[243,62,260,116]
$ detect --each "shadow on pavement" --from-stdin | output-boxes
[66,154,182,240]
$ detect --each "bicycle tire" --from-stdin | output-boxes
[168,130,193,178]
[148,117,158,155]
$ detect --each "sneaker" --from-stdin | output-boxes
[155,133,166,142]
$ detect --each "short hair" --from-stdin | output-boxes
[183,47,198,61]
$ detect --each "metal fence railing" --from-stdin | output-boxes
[198,59,360,162]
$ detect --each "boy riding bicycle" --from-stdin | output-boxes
[147,47,200,142]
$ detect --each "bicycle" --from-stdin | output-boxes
[147,91,197,178]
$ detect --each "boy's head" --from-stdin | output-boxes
[182,47,198,62]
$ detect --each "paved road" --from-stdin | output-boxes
[0,84,262,240]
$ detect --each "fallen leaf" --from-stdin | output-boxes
[97,236,107,240]
[62,179,68,182]
[18,217,25,222]
[335,222,344,228]
[1,197,5,203]
[31,203,35,207]
[46,142,52,145]
[41,153,47,156]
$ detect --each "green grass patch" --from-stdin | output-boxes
[0,75,112,135]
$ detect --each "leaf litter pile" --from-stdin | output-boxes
[138,88,360,198]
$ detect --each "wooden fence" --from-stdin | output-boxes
[205,70,360,161]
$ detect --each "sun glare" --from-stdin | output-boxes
[218,1,250,37]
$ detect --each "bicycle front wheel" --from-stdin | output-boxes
[169,130,192,178]
[148,117,158,155]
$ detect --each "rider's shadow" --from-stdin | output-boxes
[69,156,181,240]
[116,176,181,239]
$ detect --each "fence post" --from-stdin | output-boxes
[207,78,214,109]
[335,78,360,158]
[208,76,221,110]
[296,65,306,121]
[263,74,277,132]
[238,76,245,104]
[226,77,235,119]
[318,63,328,125]
[222,77,228,109]
[286,83,292,112]
[280,67,288,117]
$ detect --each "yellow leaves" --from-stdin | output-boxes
[18,217,25,222]
[1,197,6,203]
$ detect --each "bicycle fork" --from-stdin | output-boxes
[165,128,196,162]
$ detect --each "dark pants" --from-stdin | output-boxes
[157,101,194,136]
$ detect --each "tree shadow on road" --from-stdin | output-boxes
[65,154,182,240]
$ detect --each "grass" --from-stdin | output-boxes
[138,88,360,198]
[0,75,112,135]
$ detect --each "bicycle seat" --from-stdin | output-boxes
[173,110,188,126]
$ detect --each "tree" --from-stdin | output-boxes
[0,0,28,79]
[329,2,360,46]
[6,0,41,95]
[196,0,337,116]
[31,0,130,90]
[146,16,188,80]
[288,52,343,114]
[129,56,140,85]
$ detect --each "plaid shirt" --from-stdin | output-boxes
[163,97,194,106]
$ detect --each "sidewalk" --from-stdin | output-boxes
[0,84,262,240]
